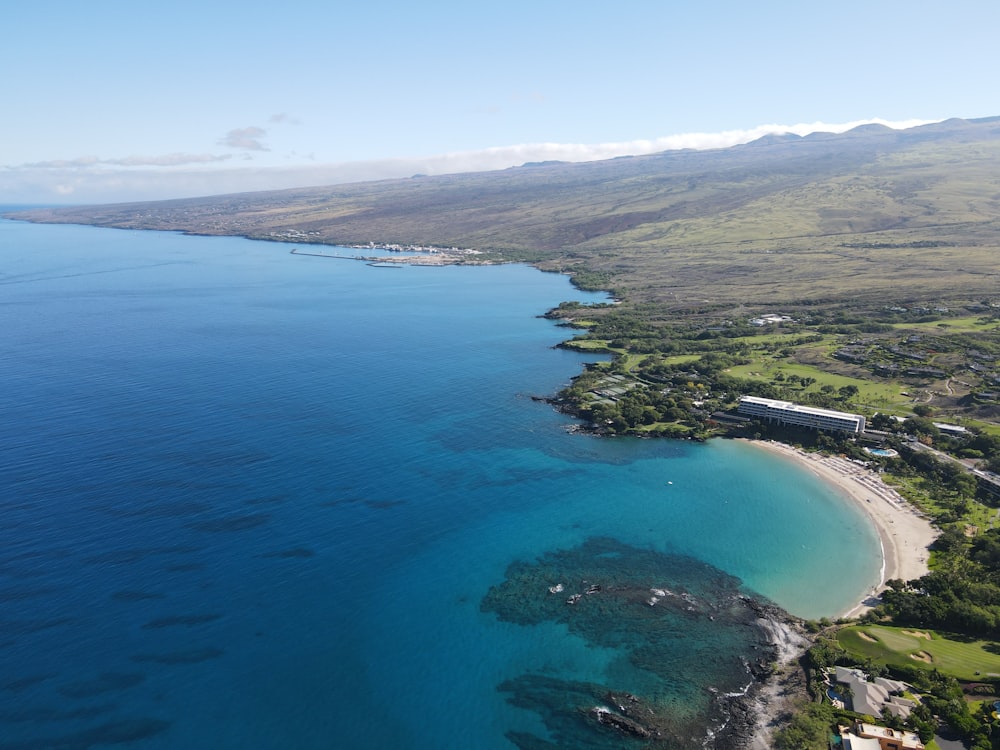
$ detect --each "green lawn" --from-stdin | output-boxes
[727,331,814,346]
[562,338,617,352]
[622,353,652,371]
[891,316,1000,333]
[969,420,1000,438]
[661,354,701,365]
[886,473,999,534]
[838,625,1000,681]
[724,361,907,410]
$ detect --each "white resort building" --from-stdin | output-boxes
[738,396,866,434]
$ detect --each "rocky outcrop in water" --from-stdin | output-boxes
[481,537,800,749]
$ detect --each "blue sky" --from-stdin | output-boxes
[3,0,997,204]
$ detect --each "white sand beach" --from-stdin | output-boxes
[744,440,938,618]
[743,440,940,750]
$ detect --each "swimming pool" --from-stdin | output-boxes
[866,448,899,457]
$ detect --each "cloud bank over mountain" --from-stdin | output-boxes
[1,118,936,205]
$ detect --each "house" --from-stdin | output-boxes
[749,313,794,326]
[834,666,917,719]
[840,721,924,750]
[835,345,869,363]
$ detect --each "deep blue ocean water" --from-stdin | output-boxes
[0,216,881,748]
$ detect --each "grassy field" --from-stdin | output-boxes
[891,316,1000,334]
[723,360,909,409]
[886,474,1000,534]
[970,421,1000,437]
[660,354,701,366]
[837,624,1000,681]
[561,338,616,352]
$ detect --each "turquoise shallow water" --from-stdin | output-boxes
[0,216,880,747]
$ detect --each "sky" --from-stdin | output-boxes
[2,0,998,205]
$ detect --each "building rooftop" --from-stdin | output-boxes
[834,667,916,720]
[739,396,864,423]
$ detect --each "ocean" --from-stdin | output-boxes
[0,216,881,748]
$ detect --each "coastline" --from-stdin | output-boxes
[739,439,939,750]
[742,439,938,618]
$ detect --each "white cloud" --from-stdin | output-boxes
[19,153,233,169]
[0,118,942,204]
[433,118,938,167]
[22,156,102,169]
[113,153,233,167]
[268,113,301,125]
[219,126,270,151]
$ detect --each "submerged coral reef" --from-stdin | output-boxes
[481,537,788,749]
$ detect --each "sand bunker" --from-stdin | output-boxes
[902,629,931,640]
[858,631,879,643]
[910,651,933,663]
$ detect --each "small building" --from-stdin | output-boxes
[905,367,947,379]
[932,422,968,436]
[835,345,869,363]
[749,313,794,326]
[738,396,866,433]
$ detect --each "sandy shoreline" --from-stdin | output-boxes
[743,439,938,618]
[740,440,939,749]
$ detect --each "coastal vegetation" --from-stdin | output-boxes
[9,115,1000,747]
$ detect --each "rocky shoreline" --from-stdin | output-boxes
[704,602,810,750]
[481,537,812,749]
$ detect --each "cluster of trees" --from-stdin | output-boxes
[564,377,706,437]
[877,526,1000,637]
[773,702,836,750]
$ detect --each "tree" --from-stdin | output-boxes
[805,637,845,669]
[870,412,896,430]
[839,384,860,400]
[862,657,888,681]
[933,525,969,555]
[986,454,1000,474]
[904,416,940,440]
